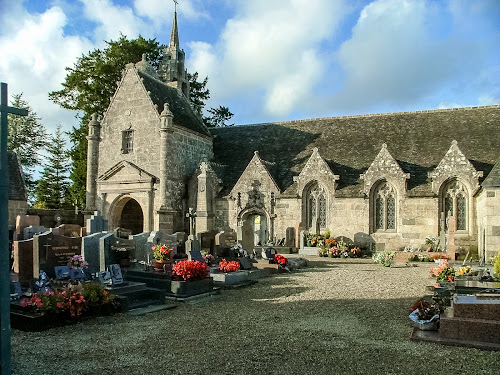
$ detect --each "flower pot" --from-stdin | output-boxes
[153,259,172,272]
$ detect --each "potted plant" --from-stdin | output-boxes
[152,244,174,272]
[409,299,440,330]
[68,255,88,269]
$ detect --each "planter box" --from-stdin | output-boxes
[211,270,248,285]
[170,277,213,297]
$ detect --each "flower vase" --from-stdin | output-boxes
[153,259,172,272]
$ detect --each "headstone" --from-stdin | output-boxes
[108,264,123,285]
[448,215,456,260]
[299,230,306,249]
[198,230,217,254]
[13,238,34,284]
[130,232,151,263]
[238,257,254,270]
[174,232,187,254]
[114,227,132,239]
[23,225,49,240]
[51,224,82,238]
[82,231,108,272]
[10,282,22,300]
[69,268,85,281]
[295,222,303,250]
[285,227,295,247]
[241,221,254,251]
[185,238,201,254]
[33,232,82,279]
[215,231,238,248]
[187,250,204,262]
[54,265,70,279]
[15,215,40,240]
[87,211,108,235]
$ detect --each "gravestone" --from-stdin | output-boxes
[238,257,254,270]
[114,227,132,239]
[54,266,70,279]
[100,234,135,270]
[215,231,237,249]
[13,239,34,284]
[15,215,40,240]
[130,232,151,264]
[51,224,82,238]
[10,282,22,301]
[82,231,108,272]
[23,225,49,240]
[185,238,201,254]
[87,211,108,235]
[295,222,303,250]
[188,250,204,262]
[448,215,456,260]
[199,230,217,254]
[33,232,82,279]
[241,221,254,251]
[299,230,306,249]
[174,232,188,254]
[285,227,295,247]
[108,264,123,285]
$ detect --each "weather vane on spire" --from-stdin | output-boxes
[173,0,178,13]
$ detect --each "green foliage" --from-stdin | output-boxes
[34,125,71,209]
[493,248,500,277]
[205,105,234,127]
[49,35,165,207]
[187,72,210,115]
[7,93,47,201]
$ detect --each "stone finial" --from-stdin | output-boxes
[451,139,458,147]
[160,103,173,118]
[382,143,387,149]
[254,151,259,156]
[89,113,99,126]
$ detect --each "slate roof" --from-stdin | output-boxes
[482,159,500,187]
[137,71,211,137]
[8,151,27,201]
[210,106,500,198]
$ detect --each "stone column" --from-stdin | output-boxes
[447,215,456,260]
[85,113,101,213]
[157,103,175,233]
[195,162,213,234]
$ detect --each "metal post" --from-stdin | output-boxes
[0,82,28,375]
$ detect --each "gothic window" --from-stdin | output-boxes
[442,180,468,231]
[122,130,134,154]
[305,182,328,230]
[371,181,396,232]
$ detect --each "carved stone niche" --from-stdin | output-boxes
[294,148,339,198]
[360,143,409,197]
[428,140,483,195]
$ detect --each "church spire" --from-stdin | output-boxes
[158,6,190,100]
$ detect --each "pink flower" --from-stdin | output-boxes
[448,276,453,282]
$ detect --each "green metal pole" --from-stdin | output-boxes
[0,82,12,375]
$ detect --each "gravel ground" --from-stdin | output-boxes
[11,257,500,375]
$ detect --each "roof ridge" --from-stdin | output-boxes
[226,104,500,128]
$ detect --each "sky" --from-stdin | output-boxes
[0,0,499,137]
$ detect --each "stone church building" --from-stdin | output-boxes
[85,12,500,260]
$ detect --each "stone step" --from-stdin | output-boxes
[440,316,500,344]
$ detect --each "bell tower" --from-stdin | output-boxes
[158,8,190,100]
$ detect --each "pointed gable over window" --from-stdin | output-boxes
[428,140,483,195]
[294,147,339,197]
[360,143,409,196]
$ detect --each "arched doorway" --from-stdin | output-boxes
[241,212,268,251]
[118,198,144,235]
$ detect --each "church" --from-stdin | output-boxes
[84,11,500,261]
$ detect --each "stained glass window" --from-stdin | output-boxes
[442,180,468,232]
[457,194,466,230]
[308,195,316,228]
[318,194,326,228]
[386,195,395,229]
[305,182,328,230]
[375,196,384,229]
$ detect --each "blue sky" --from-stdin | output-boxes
[1,0,499,136]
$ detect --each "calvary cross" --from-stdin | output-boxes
[0,81,28,374]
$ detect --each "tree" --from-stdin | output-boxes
[49,35,166,207]
[187,72,210,115]
[205,106,234,127]
[7,93,47,201]
[34,125,71,209]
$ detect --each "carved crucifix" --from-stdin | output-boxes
[186,208,196,237]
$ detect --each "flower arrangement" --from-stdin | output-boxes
[152,244,173,261]
[68,255,88,269]
[410,298,440,321]
[317,247,329,257]
[430,259,455,282]
[171,260,209,281]
[350,247,361,258]
[273,254,288,266]
[22,289,86,317]
[219,259,240,273]
[204,253,215,266]
[455,265,472,276]
[372,252,394,267]
[329,247,340,258]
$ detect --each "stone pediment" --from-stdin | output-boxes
[97,161,157,184]
[360,143,410,195]
[294,148,339,197]
[428,140,483,194]
[230,151,280,208]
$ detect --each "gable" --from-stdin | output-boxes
[97,161,157,184]
[294,147,339,197]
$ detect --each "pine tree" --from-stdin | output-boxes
[7,93,47,201]
[34,125,71,209]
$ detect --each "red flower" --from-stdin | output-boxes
[172,260,209,281]
[219,259,240,273]
[273,254,288,266]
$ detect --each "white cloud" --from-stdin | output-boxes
[187,0,349,119]
[133,0,208,25]
[0,2,93,135]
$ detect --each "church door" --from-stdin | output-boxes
[119,199,144,235]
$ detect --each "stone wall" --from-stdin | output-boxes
[8,200,28,230]
[476,187,500,261]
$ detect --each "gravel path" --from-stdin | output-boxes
[11,257,500,375]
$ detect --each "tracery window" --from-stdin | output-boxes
[442,180,468,231]
[372,181,396,232]
[306,182,327,230]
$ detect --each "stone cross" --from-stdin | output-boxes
[0,82,28,374]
